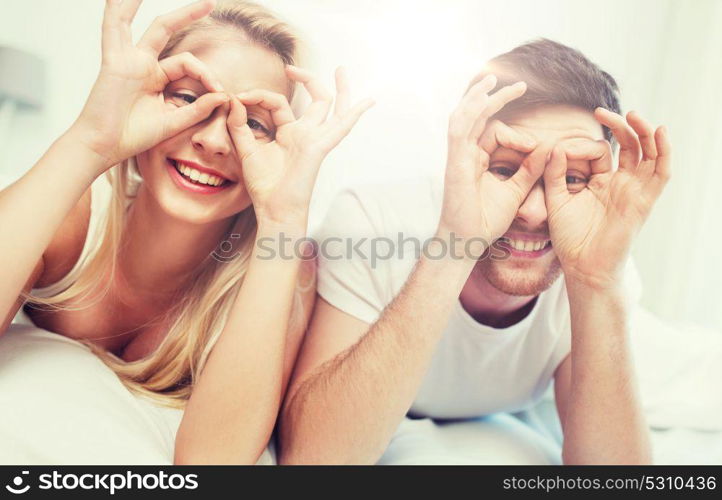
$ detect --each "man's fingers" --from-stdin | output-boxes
[561,138,614,176]
[158,51,224,92]
[482,81,527,121]
[448,74,496,140]
[479,120,537,156]
[236,89,296,128]
[543,145,571,200]
[137,0,216,56]
[509,144,549,197]
[594,107,641,171]
[165,91,228,137]
[626,111,657,161]
[469,80,526,141]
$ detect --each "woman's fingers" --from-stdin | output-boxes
[226,96,259,159]
[653,126,671,181]
[594,107,641,171]
[286,65,334,125]
[165,91,229,138]
[101,0,124,56]
[136,0,216,56]
[236,90,296,128]
[117,0,144,25]
[645,126,671,197]
[158,51,224,92]
[319,98,375,151]
[333,66,351,118]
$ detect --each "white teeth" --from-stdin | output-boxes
[502,238,550,252]
[173,161,226,187]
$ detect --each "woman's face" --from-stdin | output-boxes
[136,27,291,225]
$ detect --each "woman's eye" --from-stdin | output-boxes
[247,118,271,136]
[489,166,516,180]
[172,93,197,105]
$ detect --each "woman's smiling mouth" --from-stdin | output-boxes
[166,158,234,194]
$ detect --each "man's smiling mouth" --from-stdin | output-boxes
[498,237,552,252]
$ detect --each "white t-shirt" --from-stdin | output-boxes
[314,177,642,419]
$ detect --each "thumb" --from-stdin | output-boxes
[544,146,570,203]
[164,92,229,137]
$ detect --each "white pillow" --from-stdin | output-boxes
[0,323,274,465]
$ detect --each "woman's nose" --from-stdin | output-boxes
[191,109,233,157]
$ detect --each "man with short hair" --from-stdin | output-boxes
[279,39,671,464]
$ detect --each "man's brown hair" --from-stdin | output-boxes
[476,38,621,142]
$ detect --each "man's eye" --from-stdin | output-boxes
[565,175,585,184]
[489,166,516,179]
[565,173,588,193]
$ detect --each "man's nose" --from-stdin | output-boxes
[191,105,233,157]
[515,181,548,229]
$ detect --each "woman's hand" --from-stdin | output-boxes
[544,109,671,289]
[71,0,229,173]
[437,74,543,251]
[226,66,374,229]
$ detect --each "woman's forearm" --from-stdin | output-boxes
[0,129,105,322]
[561,278,651,464]
[174,220,306,465]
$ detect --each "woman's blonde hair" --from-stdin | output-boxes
[21,1,302,409]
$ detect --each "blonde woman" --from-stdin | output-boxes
[0,0,372,464]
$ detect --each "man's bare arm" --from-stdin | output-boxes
[278,76,543,464]
[280,248,474,464]
[554,283,650,464]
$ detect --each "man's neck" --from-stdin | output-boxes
[459,268,538,329]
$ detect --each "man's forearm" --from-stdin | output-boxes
[280,243,476,464]
[561,278,651,464]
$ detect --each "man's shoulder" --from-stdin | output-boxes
[317,176,443,240]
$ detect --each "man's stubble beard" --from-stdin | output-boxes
[474,251,564,297]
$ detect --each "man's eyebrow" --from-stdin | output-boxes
[558,130,601,141]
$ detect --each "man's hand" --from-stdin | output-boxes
[544,109,671,289]
[438,75,544,252]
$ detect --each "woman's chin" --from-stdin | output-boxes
[149,187,240,224]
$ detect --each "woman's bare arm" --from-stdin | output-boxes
[0,133,104,333]
[174,225,312,464]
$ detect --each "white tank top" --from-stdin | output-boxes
[31,174,114,298]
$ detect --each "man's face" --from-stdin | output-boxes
[472,104,606,297]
